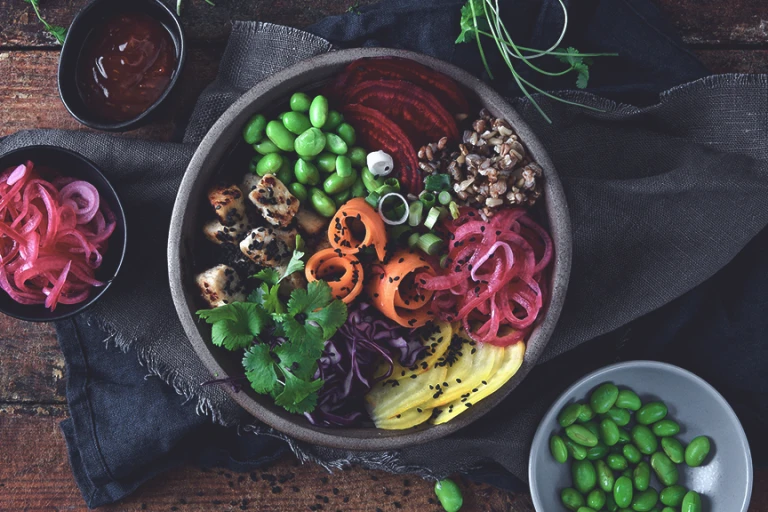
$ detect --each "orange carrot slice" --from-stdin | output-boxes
[328,198,388,261]
[306,248,363,304]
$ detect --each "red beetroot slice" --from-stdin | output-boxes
[331,57,470,116]
[341,104,422,194]
[343,80,459,147]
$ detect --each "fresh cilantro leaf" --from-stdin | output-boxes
[275,339,325,379]
[248,282,284,314]
[243,344,278,394]
[281,390,319,415]
[24,0,67,44]
[274,370,323,414]
[307,299,348,340]
[456,0,489,44]
[555,47,592,89]
[575,65,589,89]
[280,281,347,355]
[287,280,333,316]
[206,303,269,351]
[346,0,361,14]
[279,236,305,282]
[196,302,239,324]
[279,315,326,353]
[254,268,280,287]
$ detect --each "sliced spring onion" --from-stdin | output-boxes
[408,201,424,227]
[438,190,452,205]
[407,232,421,248]
[362,166,385,193]
[449,201,461,219]
[439,254,449,268]
[416,233,444,256]
[365,191,381,209]
[377,193,410,226]
[419,191,436,209]
[424,206,445,230]
[424,173,451,192]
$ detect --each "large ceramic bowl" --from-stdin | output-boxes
[168,48,572,450]
[529,361,753,511]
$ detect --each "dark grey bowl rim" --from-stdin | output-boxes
[168,47,572,451]
[57,0,187,132]
[0,144,128,323]
[528,360,754,511]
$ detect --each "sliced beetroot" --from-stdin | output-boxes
[341,104,422,194]
[342,80,459,147]
[330,57,470,117]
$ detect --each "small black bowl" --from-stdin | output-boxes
[0,146,127,322]
[58,0,186,132]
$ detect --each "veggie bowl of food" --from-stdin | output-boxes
[168,48,571,450]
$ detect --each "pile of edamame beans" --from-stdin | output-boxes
[550,382,712,512]
[242,92,370,218]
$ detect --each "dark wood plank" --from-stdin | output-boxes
[655,0,768,46]
[0,408,526,512]
[696,49,768,74]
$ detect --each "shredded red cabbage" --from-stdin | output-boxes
[306,302,426,427]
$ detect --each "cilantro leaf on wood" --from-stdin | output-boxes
[24,0,67,44]
[243,344,278,394]
[274,370,323,414]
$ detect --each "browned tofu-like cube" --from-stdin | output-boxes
[294,208,328,237]
[195,264,245,308]
[208,184,247,228]
[203,219,246,245]
[239,227,294,268]
[247,174,299,227]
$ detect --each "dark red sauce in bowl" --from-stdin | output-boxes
[76,13,177,123]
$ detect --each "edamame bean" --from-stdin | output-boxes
[685,436,711,467]
[662,507,676,512]
[337,122,357,146]
[572,459,597,494]
[613,476,633,508]
[254,140,280,155]
[288,182,308,203]
[324,110,344,131]
[294,127,326,158]
[622,444,642,464]
[351,176,366,198]
[661,437,685,464]
[586,443,609,461]
[615,390,642,411]
[606,453,628,471]
[282,111,312,135]
[561,488,585,511]
[309,188,336,218]
[550,435,569,464]
[566,424,599,447]
[600,418,620,446]
[617,428,632,444]
[633,461,651,492]
[332,188,352,207]
[605,407,631,427]
[631,425,658,455]
[565,439,588,461]
[309,95,329,128]
[651,452,679,486]
[587,489,606,510]
[349,146,367,167]
[559,403,584,428]
[336,155,353,178]
[576,507,596,512]
[265,120,296,152]
[681,491,702,512]
[434,479,462,512]
[277,111,288,121]
[315,152,337,173]
[596,460,614,492]
[276,157,294,184]
[631,488,658,512]
[243,114,266,144]
[248,155,262,174]
[256,153,283,176]
[290,92,312,112]
[294,159,320,186]
[323,168,358,195]
[578,405,595,423]
[590,383,619,414]
[325,133,349,155]
[605,494,618,512]
[652,420,680,437]
[660,485,686,506]
[636,402,668,425]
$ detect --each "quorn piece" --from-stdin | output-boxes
[208,183,248,228]
[240,172,261,196]
[195,264,245,308]
[247,174,299,227]
[294,208,328,236]
[203,219,247,245]
[239,226,294,268]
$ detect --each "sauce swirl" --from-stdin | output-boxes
[76,13,177,123]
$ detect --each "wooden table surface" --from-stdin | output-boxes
[1,1,766,510]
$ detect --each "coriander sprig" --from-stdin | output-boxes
[24,0,67,45]
[457,0,617,123]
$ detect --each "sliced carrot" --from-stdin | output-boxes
[328,198,388,261]
[306,248,363,304]
[367,249,436,328]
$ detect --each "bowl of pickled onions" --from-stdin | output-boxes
[0,146,126,322]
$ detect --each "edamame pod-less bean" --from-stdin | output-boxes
[282,111,312,135]
[323,168,358,195]
[660,485,686,506]
[243,114,266,144]
[577,404,595,422]
[590,383,619,414]
[551,435,569,464]
[636,402,668,425]
[685,436,711,467]
[254,139,280,155]
[265,120,296,152]
[613,476,633,508]
[324,110,344,131]
[631,424,658,455]
[586,489,606,510]
[575,507,596,512]
[631,488,659,512]
[572,459,597,494]
[336,155,353,178]
[277,111,288,121]
[583,421,600,439]
[287,182,308,203]
[309,95,329,128]
[276,158,294,185]
[566,424,599,447]
[351,176,366,198]
[248,155,262,174]
[605,407,631,426]
[652,419,680,437]
[604,494,618,512]
[325,133,349,155]
[337,122,357,146]
[651,451,679,486]
[615,389,642,411]
[294,159,320,186]
[309,187,336,218]
[600,418,620,446]
[606,453,628,471]
[348,146,367,167]
[595,460,614,493]
[559,403,584,427]
[434,479,462,512]
[662,507,676,512]
[661,437,685,464]
[586,443,608,461]
[633,461,651,491]
[565,438,588,460]
[561,488,585,511]
[294,127,326,158]
[617,427,631,444]
[622,444,642,464]
[332,188,352,207]
[289,92,311,112]
[256,153,283,176]
[316,152,337,173]
[681,491,702,512]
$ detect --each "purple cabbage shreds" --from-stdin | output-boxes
[201,375,247,393]
[305,303,427,427]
